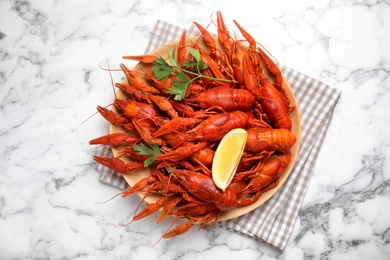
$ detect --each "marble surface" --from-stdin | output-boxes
[1,0,389,259]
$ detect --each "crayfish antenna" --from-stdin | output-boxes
[93,192,124,205]
[131,193,150,222]
[80,56,120,127]
[152,218,178,247]
[78,103,113,128]
[117,218,134,227]
[98,55,121,99]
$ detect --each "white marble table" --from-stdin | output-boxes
[1,0,389,259]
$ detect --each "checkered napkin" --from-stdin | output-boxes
[97,20,342,250]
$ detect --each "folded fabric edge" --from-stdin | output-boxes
[216,94,341,250]
[266,76,342,249]
[272,96,341,249]
[215,69,342,249]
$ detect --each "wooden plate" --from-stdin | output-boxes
[110,37,301,221]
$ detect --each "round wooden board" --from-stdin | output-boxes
[110,37,301,221]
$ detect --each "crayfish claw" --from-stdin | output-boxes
[122,54,157,64]
[89,133,140,147]
[93,156,144,174]
[93,156,126,173]
[155,142,207,162]
[97,106,128,125]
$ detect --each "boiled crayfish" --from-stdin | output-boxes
[89,11,298,241]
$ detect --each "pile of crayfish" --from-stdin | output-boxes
[90,11,298,239]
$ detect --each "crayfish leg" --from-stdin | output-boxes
[122,176,156,198]
[161,219,196,239]
[237,191,263,207]
[257,46,283,90]
[156,196,183,224]
[133,196,169,221]
[216,11,233,61]
[233,20,257,52]
[177,30,189,65]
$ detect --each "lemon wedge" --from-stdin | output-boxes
[212,128,248,191]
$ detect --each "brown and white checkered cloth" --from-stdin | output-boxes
[97,20,342,250]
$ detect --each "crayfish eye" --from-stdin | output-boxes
[114,99,126,112]
[114,103,122,113]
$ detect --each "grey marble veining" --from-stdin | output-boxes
[1,0,389,259]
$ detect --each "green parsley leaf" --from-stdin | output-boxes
[168,71,191,101]
[132,142,162,167]
[182,60,197,68]
[184,48,208,71]
[165,166,176,174]
[197,60,208,71]
[167,49,178,67]
[152,57,173,80]
[188,48,201,63]
[143,157,156,168]
[175,70,191,82]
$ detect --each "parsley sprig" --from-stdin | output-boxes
[132,142,162,167]
[131,142,177,173]
[152,48,234,101]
